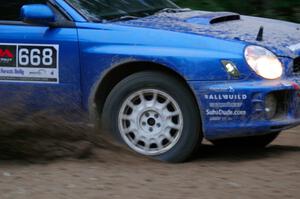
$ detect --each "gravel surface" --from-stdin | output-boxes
[0,127,299,199]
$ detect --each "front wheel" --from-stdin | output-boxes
[101,71,202,163]
[210,132,280,148]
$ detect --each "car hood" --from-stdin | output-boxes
[116,11,300,58]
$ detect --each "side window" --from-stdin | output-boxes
[0,0,47,21]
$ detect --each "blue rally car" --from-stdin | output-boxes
[0,0,300,162]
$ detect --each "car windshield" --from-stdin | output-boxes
[66,0,179,22]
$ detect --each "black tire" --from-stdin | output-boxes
[101,71,202,163]
[210,132,280,148]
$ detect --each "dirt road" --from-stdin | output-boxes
[0,127,299,199]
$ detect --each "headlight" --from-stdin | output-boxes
[244,45,283,79]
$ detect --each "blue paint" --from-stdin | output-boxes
[21,4,56,24]
[0,0,299,140]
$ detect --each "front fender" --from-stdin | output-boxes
[77,23,249,111]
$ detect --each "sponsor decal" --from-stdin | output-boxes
[204,94,247,100]
[0,45,16,67]
[0,49,13,58]
[206,109,246,116]
[208,86,235,93]
[203,92,248,121]
[209,102,243,108]
[0,43,59,83]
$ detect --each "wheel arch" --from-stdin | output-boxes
[89,60,202,125]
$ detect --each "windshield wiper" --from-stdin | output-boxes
[154,8,192,15]
[103,15,140,23]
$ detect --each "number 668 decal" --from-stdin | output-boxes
[18,45,57,68]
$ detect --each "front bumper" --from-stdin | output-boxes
[189,78,300,140]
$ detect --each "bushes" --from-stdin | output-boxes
[175,0,300,23]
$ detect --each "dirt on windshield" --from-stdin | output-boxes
[0,125,299,199]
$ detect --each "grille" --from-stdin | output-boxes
[294,57,300,73]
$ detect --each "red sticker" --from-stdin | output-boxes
[0,49,14,58]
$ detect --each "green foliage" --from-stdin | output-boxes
[175,0,300,23]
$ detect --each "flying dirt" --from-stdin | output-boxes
[0,123,299,199]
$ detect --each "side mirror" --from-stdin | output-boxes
[21,4,56,25]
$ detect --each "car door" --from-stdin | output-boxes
[0,0,81,120]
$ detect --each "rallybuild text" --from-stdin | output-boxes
[204,93,248,121]
[204,94,248,100]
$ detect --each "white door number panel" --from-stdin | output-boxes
[0,43,59,83]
